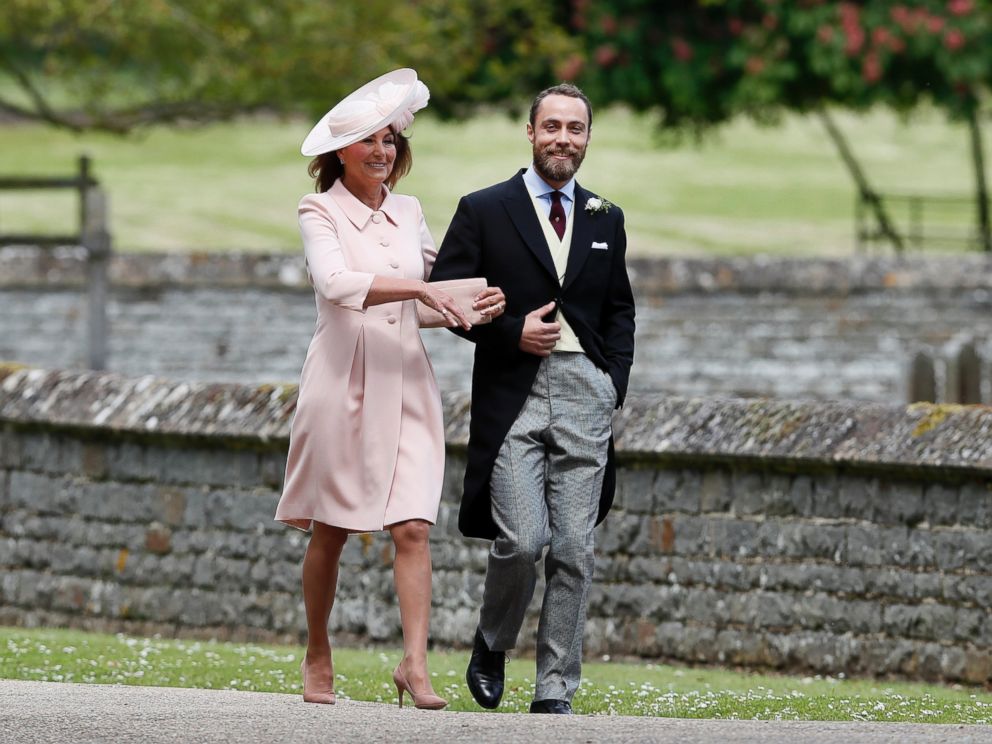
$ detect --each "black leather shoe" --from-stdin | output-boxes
[466,627,504,709]
[529,699,573,714]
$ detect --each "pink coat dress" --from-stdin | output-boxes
[274,179,445,532]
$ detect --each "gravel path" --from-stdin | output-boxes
[4,680,991,743]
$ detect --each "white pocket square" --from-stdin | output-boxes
[591,241,609,250]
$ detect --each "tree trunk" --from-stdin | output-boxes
[967,108,992,253]
[816,108,904,252]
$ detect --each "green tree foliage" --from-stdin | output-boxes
[566,0,992,128]
[0,0,572,132]
[565,0,992,251]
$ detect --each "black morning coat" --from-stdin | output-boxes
[429,170,636,540]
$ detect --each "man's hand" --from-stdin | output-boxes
[519,301,560,357]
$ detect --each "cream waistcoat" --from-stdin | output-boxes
[528,191,583,353]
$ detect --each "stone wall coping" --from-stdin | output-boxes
[4,246,992,295]
[0,365,295,448]
[612,394,992,474]
[628,255,992,296]
[2,366,991,474]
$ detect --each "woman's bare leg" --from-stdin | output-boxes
[389,519,439,694]
[302,521,348,692]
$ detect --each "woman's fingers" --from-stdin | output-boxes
[475,286,505,317]
[473,287,503,306]
[435,290,471,330]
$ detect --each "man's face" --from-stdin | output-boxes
[527,94,590,186]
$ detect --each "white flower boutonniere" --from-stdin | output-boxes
[585,196,612,214]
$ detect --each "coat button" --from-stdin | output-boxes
[387,315,397,324]
[371,212,383,224]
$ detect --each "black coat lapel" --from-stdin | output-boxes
[501,174,559,285]
[562,183,593,292]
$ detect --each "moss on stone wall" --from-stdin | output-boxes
[909,403,970,438]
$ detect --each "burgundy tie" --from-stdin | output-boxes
[549,191,566,240]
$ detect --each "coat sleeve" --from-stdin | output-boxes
[601,208,636,407]
[299,194,374,311]
[432,195,525,352]
[417,198,438,280]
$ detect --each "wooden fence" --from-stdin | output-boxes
[0,156,111,369]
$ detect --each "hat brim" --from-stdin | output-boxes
[301,69,420,157]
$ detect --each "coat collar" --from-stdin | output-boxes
[501,171,559,284]
[562,182,595,292]
[501,170,596,290]
[329,178,399,230]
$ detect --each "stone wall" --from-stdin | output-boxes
[1,365,991,684]
[2,247,992,403]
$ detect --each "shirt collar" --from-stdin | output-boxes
[329,178,398,229]
[523,165,576,204]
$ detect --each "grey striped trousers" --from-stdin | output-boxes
[478,351,615,703]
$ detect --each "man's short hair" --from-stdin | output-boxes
[529,83,593,130]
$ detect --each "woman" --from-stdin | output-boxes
[274,69,505,709]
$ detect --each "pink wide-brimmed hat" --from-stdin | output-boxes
[301,68,430,157]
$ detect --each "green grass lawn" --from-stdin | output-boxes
[2,627,990,723]
[0,106,986,256]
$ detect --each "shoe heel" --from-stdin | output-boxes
[393,664,447,710]
[301,657,336,705]
[393,667,405,708]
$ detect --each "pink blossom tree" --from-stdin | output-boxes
[564,0,992,251]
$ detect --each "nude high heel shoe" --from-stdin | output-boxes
[392,664,448,710]
[301,658,336,704]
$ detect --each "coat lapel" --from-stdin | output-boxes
[562,183,593,292]
[501,173,559,285]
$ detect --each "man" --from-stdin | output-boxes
[430,83,635,714]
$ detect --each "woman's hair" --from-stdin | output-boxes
[308,127,413,193]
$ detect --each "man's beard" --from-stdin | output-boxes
[533,143,586,183]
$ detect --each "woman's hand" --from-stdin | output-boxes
[419,281,472,330]
[474,286,506,319]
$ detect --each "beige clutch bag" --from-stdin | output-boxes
[416,277,492,328]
